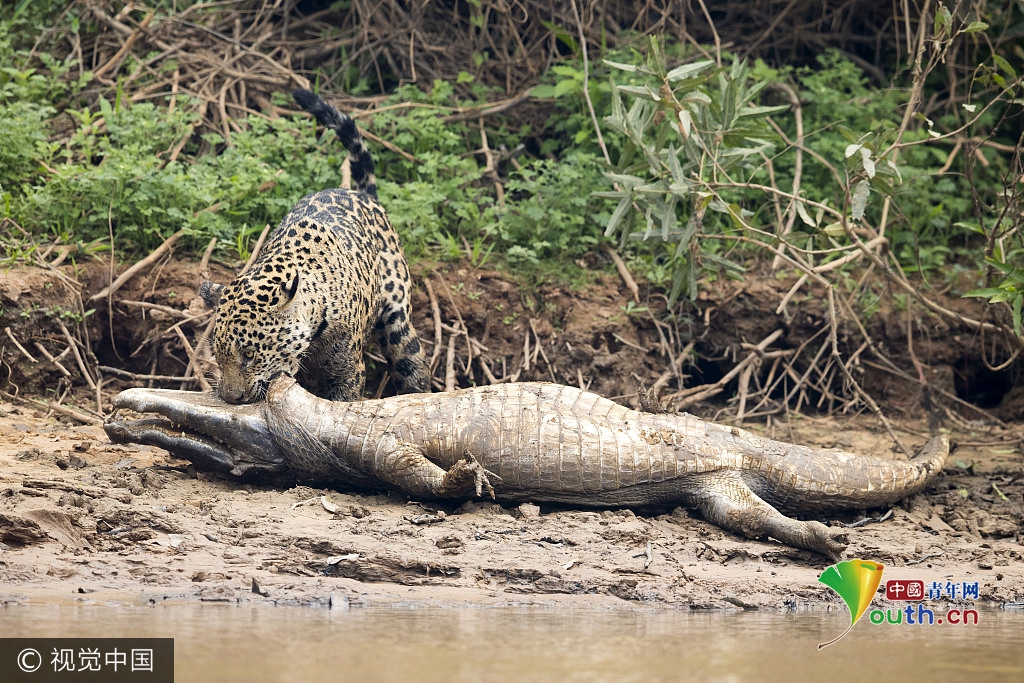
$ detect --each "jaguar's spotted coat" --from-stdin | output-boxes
[199,89,429,403]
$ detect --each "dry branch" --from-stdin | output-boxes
[90,229,184,302]
[604,245,640,303]
[5,328,37,364]
[424,279,444,374]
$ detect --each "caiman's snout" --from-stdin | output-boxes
[104,387,286,478]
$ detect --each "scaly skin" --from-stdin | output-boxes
[105,377,949,561]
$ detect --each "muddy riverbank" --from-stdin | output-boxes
[1,404,1022,610]
[1,259,1023,609]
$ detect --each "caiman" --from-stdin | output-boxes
[104,377,950,561]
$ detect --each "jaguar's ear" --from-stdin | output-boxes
[199,281,224,309]
[281,272,300,306]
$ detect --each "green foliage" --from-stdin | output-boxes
[1,2,1020,317]
[4,99,349,252]
[964,258,1024,337]
[601,39,786,304]
[492,152,608,263]
[0,100,52,192]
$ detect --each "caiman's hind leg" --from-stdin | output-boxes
[686,471,848,562]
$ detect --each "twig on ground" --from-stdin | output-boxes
[56,321,96,392]
[611,333,649,354]
[33,343,72,378]
[603,245,640,303]
[477,356,508,384]
[434,274,473,371]
[373,371,390,399]
[827,288,910,457]
[843,509,894,528]
[4,327,37,363]
[0,390,102,426]
[120,300,191,318]
[666,330,783,411]
[89,229,185,302]
[444,323,460,392]
[187,317,217,390]
[522,328,531,373]
[199,237,217,280]
[174,327,213,392]
[98,366,202,384]
[440,323,488,354]
[529,319,557,383]
[424,279,444,374]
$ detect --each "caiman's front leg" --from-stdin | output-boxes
[687,471,848,562]
[265,400,495,499]
[369,433,496,500]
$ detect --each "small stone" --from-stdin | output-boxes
[518,503,540,519]
[435,535,464,550]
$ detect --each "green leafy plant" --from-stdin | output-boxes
[964,258,1024,337]
[600,39,787,304]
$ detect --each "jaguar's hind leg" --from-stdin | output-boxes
[374,301,429,394]
[374,253,429,395]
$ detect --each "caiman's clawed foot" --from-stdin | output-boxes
[801,522,849,564]
[438,451,496,500]
[636,384,667,414]
[690,471,850,562]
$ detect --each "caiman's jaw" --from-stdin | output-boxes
[104,388,287,479]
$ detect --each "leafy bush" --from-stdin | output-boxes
[1,1,1019,321]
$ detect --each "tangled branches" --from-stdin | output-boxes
[45,0,1004,138]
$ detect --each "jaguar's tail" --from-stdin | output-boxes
[293,88,377,198]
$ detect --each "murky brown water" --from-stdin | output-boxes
[1,603,1021,682]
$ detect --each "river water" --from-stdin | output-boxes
[1,603,1021,682]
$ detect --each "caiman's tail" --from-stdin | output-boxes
[293,88,377,197]
[894,433,951,495]
[759,434,951,513]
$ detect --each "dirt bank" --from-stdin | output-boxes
[1,404,1022,609]
[1,259,1023,609]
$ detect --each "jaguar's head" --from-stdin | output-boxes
[200,267,311,404]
